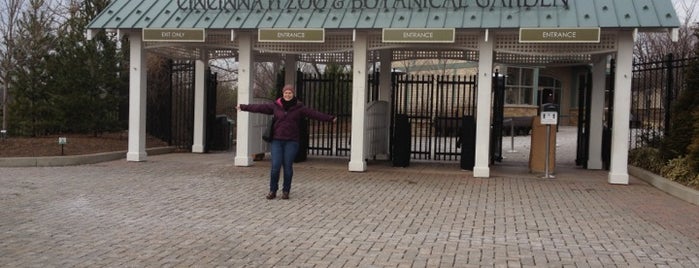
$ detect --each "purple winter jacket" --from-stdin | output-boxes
[240,98,335,142]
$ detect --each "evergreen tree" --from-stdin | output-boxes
[661,27,699,169]
[684,27,699,171]
[8,0,57,136]
[47,0,126,135]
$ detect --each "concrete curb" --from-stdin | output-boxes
[629,165,699,206]
[0,146,177,167]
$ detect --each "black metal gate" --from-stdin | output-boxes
[204,69,219,151]
[147,59,175,145]
[490,73,505,163]
[168,61,195,149]
[147,60,218,150]
[575,71,592,168]
[297,72,478,162]
[297,73,353,157]
[435,75,478,160]
[146,59,195,150]
[392,74,477,161]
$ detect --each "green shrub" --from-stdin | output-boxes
[662,34,699,164]
[660,156,697,184]
[691,174,699,188]
[636,127,664,149]
[629,147,665,174]
[687,108,699,172]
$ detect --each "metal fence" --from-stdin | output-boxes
[297,72,477,161]
[630,54,696,149]
[150,55,695,159]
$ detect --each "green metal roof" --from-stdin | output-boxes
[88,0,680,30]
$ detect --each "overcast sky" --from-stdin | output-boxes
[672,0,699,22]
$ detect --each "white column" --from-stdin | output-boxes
[234,32,256,166]
[126,31,147,161]
[349,31,368,172]
[192,51,208,153]
[285,54,297,86]
[473,32,494,178]
[609,31,633,184]
[588,55,607,169]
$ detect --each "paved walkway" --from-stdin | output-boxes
[1,151,698,267]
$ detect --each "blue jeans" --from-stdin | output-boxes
[269,140,299,193]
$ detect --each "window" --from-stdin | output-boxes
[538,76,562,106]
[505,67,533,105]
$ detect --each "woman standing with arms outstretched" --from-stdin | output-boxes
[237,85,337,200]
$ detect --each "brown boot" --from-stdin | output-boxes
[281,191,289,199]
[266,191,276,199]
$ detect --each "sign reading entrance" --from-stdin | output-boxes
[382,28,455,43]
[519,28,600,43]
[258,28,325,43]
[142,28,205,42]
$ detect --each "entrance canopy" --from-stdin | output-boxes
[89,0,678,30]
[86,0,681,183]
[88,0,680,64]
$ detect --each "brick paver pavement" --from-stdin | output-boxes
[1,153,698,267]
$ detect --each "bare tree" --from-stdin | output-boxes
[254,62,279,99]
[0,0,25,131]
[210,59,238,85]
[634,1,698,62]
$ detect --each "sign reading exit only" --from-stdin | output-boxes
[143,28,206,42]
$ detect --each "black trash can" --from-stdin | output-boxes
[460,116,476,170]
[295,118,309,163]
[209,115,232,151]
[602,126,611,170]
[392,114,411,167]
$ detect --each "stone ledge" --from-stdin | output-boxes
[629,165,699,206]
[0,147,177,167]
